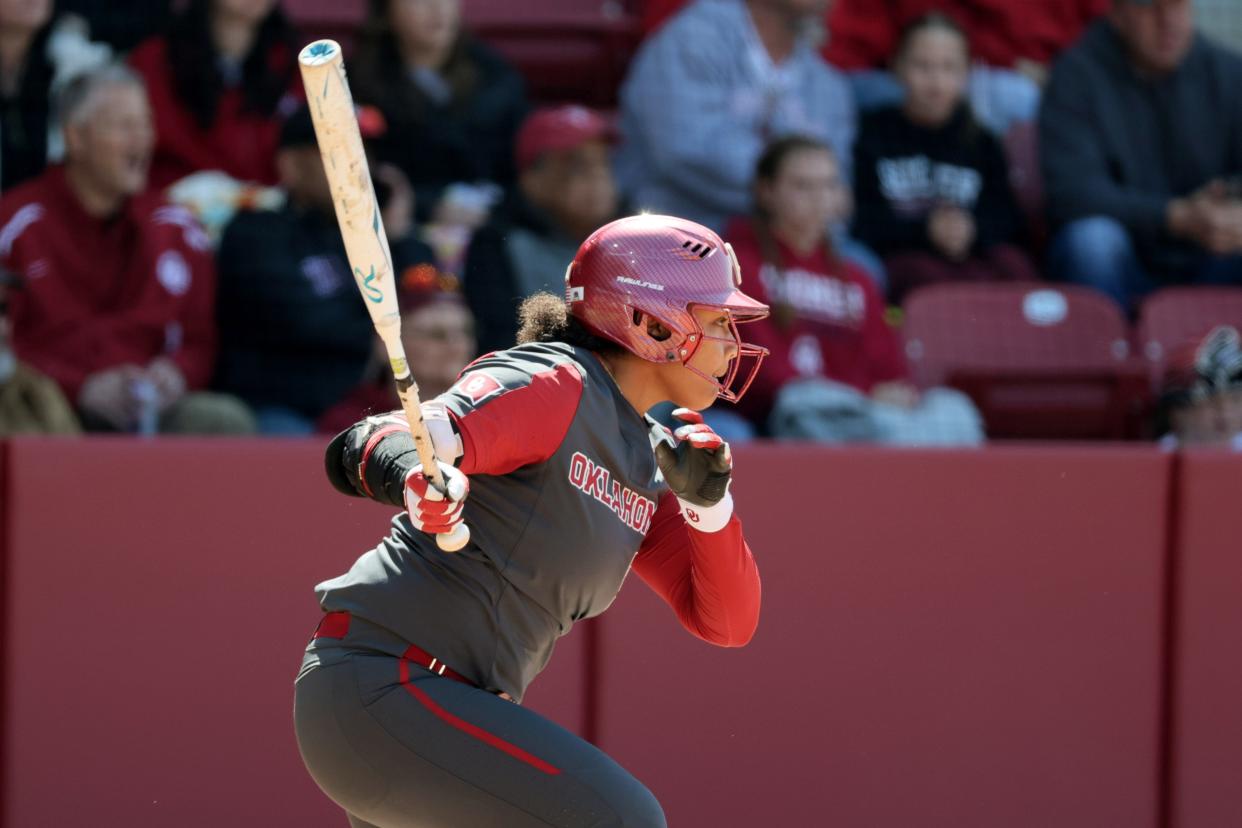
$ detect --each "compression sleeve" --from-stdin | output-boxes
[631,489,761,647]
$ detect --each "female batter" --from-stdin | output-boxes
[293,214,769,827]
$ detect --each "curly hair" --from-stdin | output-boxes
[516,292,623,355]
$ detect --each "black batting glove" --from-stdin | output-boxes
[654,409,735,532]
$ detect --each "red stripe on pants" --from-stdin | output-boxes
[397,659,561,775]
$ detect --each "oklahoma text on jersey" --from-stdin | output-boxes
[568,451,657,535]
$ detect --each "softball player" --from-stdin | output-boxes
[294,214,769,828]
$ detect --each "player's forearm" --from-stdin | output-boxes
[634,500,762,647]
[324,415,420,506]
[682,515,761,647]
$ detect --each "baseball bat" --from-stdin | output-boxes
[297,39,470,553]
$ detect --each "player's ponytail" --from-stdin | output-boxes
[516,292,622,355]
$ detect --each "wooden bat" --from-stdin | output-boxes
[298,39,470,553]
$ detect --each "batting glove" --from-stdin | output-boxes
[654,408,734,532]
[404,461,469,537]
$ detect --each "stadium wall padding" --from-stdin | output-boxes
[0,439,1234,828]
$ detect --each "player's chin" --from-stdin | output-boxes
[676,375,720,410]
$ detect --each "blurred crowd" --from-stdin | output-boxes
[0,0,1240,448]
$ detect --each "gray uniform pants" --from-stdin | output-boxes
[293,619,665,828]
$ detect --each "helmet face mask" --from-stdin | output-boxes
[565,215,770,403]
[677,304,767,403]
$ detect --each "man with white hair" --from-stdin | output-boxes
[0,63,253,433]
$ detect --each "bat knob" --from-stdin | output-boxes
[436,522,471,553]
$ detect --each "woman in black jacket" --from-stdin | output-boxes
[350,0,528,227]
[852,12,1039,304]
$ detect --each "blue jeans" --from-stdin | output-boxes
[255,405,317,436]
[1049,216,1242,309]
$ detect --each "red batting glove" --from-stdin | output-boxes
[404,461,469,535]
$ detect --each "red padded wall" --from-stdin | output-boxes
[594,445,1171,828]
[0,437,586,828]
[1169,451,1242,828]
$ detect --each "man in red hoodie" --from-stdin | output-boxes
[0,64,253,434]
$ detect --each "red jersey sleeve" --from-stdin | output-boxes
[443,359,585,475]
[631,490,761,647]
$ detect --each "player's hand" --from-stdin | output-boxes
[655,408,732,507]
[927,205,975,261]
[404,461,469,537]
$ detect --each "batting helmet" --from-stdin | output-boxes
[565,214,769,402]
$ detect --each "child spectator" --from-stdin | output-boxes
[316,268,476,434]
[128,0,301,191]
[0,65,253,434]
[1,0,111,192]
[1156,325,1242,449]
[1040,0,1242,310]
[463,105,624,354]
[350,0,527,232]
[213,105,434,435]
[853,13,1039,304]
[823,0,1109,134]
[0,268,78,434]
[615,0,856,234]
[727,135,982,444]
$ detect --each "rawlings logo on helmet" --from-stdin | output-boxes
[616,276,665,291]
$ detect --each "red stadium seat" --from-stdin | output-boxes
[284,0,640,106]
[903,283,1150,439]
[1135,286,1242,389]
[284,0,366,52]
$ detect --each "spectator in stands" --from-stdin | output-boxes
[128,0,302,191]
[463,105,624,354]
[0,65,254,434]
[316,268,476,434]
[822,0,1109,134]
[59,0,173,53]
[852,13,1039,304]
[1156,325,1242,449]
[0,268,79,434]
[726,135,983,443]
[615,0,856,235]
[1,0,111,192]
[214,104,435,435]
[350,0,527,235]
[1041,0,1242,310]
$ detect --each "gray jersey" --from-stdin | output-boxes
[316,343,669,700]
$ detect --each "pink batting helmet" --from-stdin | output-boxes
[565,214,769,403]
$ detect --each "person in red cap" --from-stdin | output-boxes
[316,265,477,435]
[1156,325,1242,449]
[463,104,625,353]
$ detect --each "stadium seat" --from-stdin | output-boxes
[1135,286,1242,389]
[284,0,640,107]
[903,283,1150,439]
